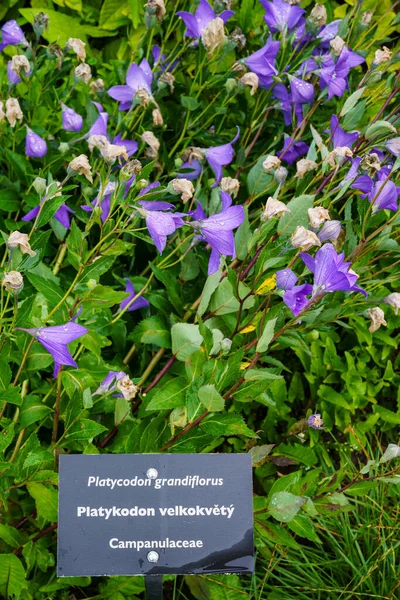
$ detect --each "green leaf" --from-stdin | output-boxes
[133,316,171,348]
[0,554,27,597]
[201,413,257,437]
[318,384,353,411]
[256,317,277,353]
[247,155,274,196]
[198,384,225,412]
[26,272,65,309]
[268,492,307,522]
[67,220,86,270]
[343,481,379,496]
[277,195,315,235]
[0,524,21,549]
[83,285,129,309]
[250,444,275,467]
[145,377,187,411]
[171,323,203,361]
[100,0,130,30]
[27,483,58,522]
[209,278,254,315]
[198,266,223,317]
[181,96,200,111]
[0,423,15,453]
[0,189,20,212]
[255,520,300,549]
[340,87,365,117]
[76,256,116,291]
[36,195,69,229]
[287,515,321,543]
[365,119,397,140]
[64,419,108,443]
[0,360,11,391]
[20,396,52,428]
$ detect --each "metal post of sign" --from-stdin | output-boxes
[145,575,163,600]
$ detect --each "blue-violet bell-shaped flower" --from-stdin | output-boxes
[0,20,27,52]
[277,136,309,165]
[205,127,240,187]
[93,371,126,396]
[177,0,234,39]
[276,268,298,291]
[108,59,153,111]
[17,314,88,377]
[260,0,305,32]
[136,200,185,254]
[308,413,323,429]
[245,37,280,89]
[120,279,150,312]
[283,283,313,316]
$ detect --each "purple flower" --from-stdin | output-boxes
[352,172,399,213]
[283,283,313,316]
[177,159,202,180]
[328,115,358,149]
[191,199,244,274]
[308,413,323,429]
[138,181,161,197]
[17,314,88,378]
[82,181,116,222]
[61,103,83,132]
[25,129,47,158]
[94,371,125,395]
[289,77,314,104]
[245,37,280,88]
[0,20,26,51]
[319,46,364,100]
[276,268,298,290]
[152,45,179,72]
[273,84,302,126]
[260,0,305,32]
[386,137,400,157]
[108,59,152,111]
[22,202,74,230]
[300,243,366,296]
[137,200,184,253]
[277,136,309,165]
[205,127,240,187]
[113,133,138,158]
[317,20,341,47]
[88,102,108,137]
[120,279,150,312]
[177,0,234,39]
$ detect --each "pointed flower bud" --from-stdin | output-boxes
[384,292,400,315]
[25,128,47,158]
[68,154,93,183]
[7,231,36,256]
[308,207,330,228]
[33,12,49,38]
[367,307,387,333]
[291,226,321,250]
[61,103,83,132]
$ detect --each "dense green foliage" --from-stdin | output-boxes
[0,0,399,598]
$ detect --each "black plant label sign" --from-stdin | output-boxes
[57,453,254,576]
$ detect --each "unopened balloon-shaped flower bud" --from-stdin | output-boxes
[2,271,23,295]
[33,12,49,38]
[384,292,400,315]
[229,27,247,50]
[61,102,83,132]
[296,158,318,179]
[169,178,194,203]
[308,414,323,429]
[32,177,47,196]
[275,166,288,185]
[309,4,327,27]
[367,307,387,333]
[220,337,232,354]
[159,71,175,92]
[225,78,237,93]
[74,63,91,84]
[68,154,93,183]
[7,231,36,256]
[318,220,341,242]
[220,177,240,198]
[308,207,330,228]
[90,78,105,94]
[291,226,321,250]
[138,179,149,189]
[116,375,138,400]
[201,17,226,54]
[25,128,47,158]
[121,159,142,181]
[262,155,281,173]
[239,72,259,95]
[10,55,30,78]
[152,107,163,126]
[146,0,166,22]
[141,131,160,158]
[1,20,27,48]
[58,142,70,154]
[360,152,381,173]
[361,11,373,26]
[67,38,86,62]
[374,46,392,65]
[262,197,291,220]
[330,36,346,56]
[5,98,23,127]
